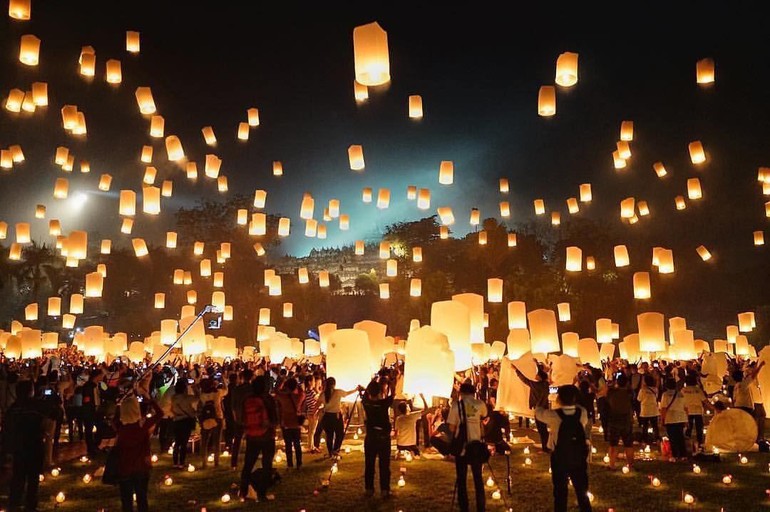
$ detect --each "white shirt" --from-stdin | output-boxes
[637,387,659,418]
[535,405,589,452]
[681,385,707,415]
[660,389,687,424]
[733,378,754,409]
[395,410,422,446]
[750,380,764,405]
[447,395,487,442]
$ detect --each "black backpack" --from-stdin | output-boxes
[554,409,588,463]
[199,400,218,430]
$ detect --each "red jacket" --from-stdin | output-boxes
[116,400,161,477]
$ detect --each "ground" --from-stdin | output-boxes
[3,420,770,512]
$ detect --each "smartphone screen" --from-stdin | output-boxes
[549,386,558,394]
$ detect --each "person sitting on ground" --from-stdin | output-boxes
[395,394,428,459]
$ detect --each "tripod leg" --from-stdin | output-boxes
[506,453,512,494]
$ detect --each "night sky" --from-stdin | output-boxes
[1,1,769,262]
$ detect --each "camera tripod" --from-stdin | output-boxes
[448,450,512,511]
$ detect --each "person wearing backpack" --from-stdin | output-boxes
[198,376,225,469]
[447,382,488,512]
[536,384,592,512]
[239,375,278,502]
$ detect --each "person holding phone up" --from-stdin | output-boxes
[514,364,552,453]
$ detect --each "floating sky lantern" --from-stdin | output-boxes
[134,87,156,115]
[687,178,702,199]
[565,246,582,272]
[126,31,140,53]
[638,312,665,352]
[247,108,259,127]
[528,309,560,354]
[19,34,40,65]
[536,85,557,118]
[417,188,430,209]
[8,0,31,20]
[620,120,634,141]
[353,21,390,86]
[534,199,546,215]
[557,302,571,322]
[579,183,592,202]
[688,141,706,164]
[614,245,630,267]
[633,272,651,299]
[696,58,715,84]
[508,233,517,247]
[105,59,122,84]
[675,196,687,210]
[555,52,578,87]
[613,150,627,169]
[696,245,712,261]
[620,198,635,219]
[353,80,368,102]
[437,206,455,225]
[439,161,454,185]
[408,95,423,119]
[487,278,503,303]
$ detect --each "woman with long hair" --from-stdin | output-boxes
[318,377,359,458]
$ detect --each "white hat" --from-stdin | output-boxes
[120,396,141,424]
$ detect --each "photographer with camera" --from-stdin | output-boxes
[361,375,395,498]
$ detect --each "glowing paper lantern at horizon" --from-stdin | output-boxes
[738,312,754,333]
[528,309,559,354]
[595,318,613,344]
[565,246,582,272]
[487,278,503,303]
[353,21,390,86]
[638,312,665,352]
[25,302,38,321]
[179,315,206,355]
[506,328,531,359]
[318,323,337,354]
[696,58,715,84]
[576,338,600,367]
[437,206,455,225]
[688,141,706,164]
[326,329,374,398]
[410,278,421,297]
[348,145,365,171]
[561,332,579,357]
[506,301,527,330]
[453,293,485,343]
[672,329,696,360]
[687,178,703,200]
[14,223,30,244]
[438,161,454,185]
[538,86,556,116]
[20,329,42,358]
[431,300,472,370]
[160,319,178,345]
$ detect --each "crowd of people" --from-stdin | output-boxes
[0,346,765,511]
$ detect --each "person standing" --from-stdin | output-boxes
[171,379,199,469]
[229,368,254,469]
[659,378,687,461]
[240,375,278,502]
[535,385,592,512]
[318,377,359,458]
[605,373,635,470]
[514,366,551,452]
[81,369,103,457]
[3,380,48,512]
[681,373,708,453]
[637,375,660,444]
[274,377,305,469]
[114,392,163,512]
[198,376,225,468]
[361,377,394,498]
[302,375,321,454]
[447,382,488,512]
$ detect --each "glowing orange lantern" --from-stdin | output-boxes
[439,161,454,185]
[633,272,651,299]
[19,34,40,65]
[538,86,556,116]
[689,141,706,164]
[353,22,390,86]
[696,58,715,84]
[409,95,423,119]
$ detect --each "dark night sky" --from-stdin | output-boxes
[1,1,769,267]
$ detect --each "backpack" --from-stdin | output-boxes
[607,388,632,419]
[554,409,588,463]
[199,400,218,430]
[243,396,270,437]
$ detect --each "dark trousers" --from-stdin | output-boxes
[83,408,97,455]
[364,430,391,492]
[755,403,766,441]
[67,406,84,442]
[282,427,302,468]
[201,421,222,468]
[454,455,485,512]
[597,398,609,440]
[686,414,704,444]
[119,475,149,512]
[321,412,344,456]
[158,418,174,452]
[8,451,43,511]
[230,424,244,468]
[240,435,276,499]
[313,417,324,448]
[666,423,687,458]
[639,416,659,443]
[536,419,550,451]
[173,417,196,466]
[550,453,592,512]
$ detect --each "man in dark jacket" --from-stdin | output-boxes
[515,366,551,452]
[4,379,49,511]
